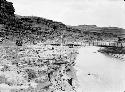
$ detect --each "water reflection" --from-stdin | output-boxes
[75,46,125,92]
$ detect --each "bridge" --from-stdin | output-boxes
[65,41,125,48]
[85,41,125,48]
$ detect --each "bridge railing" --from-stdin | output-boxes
[80,41,125,47]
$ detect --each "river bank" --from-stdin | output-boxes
[0,43,80,92]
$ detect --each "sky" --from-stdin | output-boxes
[8,0,125,28]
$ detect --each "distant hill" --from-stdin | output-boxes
[72,25,97,31]
[72,25,125,36]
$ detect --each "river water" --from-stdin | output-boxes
[75,46,125,92]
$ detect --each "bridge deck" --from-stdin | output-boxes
[80,41,125,48]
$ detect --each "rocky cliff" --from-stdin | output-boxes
[0,0,15,24]
[0,0,124,45]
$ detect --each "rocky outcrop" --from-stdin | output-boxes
[0,0,15,24]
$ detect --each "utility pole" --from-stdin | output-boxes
[61,29,65,46]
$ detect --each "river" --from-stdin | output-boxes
[75,46,125,92]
